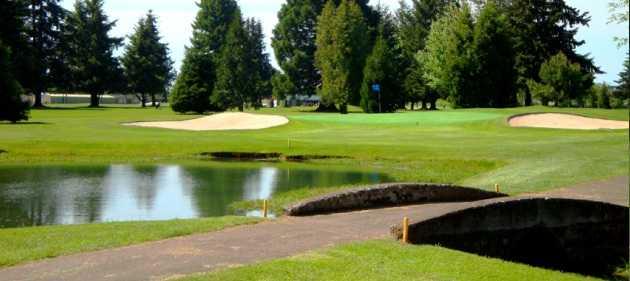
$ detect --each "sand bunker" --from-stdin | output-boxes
[509,113,629,130]
[125,112,289,131]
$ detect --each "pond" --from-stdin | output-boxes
[0,164,389,228]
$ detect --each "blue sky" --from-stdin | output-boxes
[60,0,628,84]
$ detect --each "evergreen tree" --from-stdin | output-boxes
[0,0,33,93]
[244,18,274,108]
[614,53,629,100]
[315,0,369,113]
[212,13,251,111]
[121,11,174,107]
[170,0,239,113]
[419,4,476,108]
[272,0,376,101]
[503,0,599,105]
[64,0,123,107]
[25,0,66,107]
[360,10,404,113]
[472,1,517,107]
[0,42,29,123]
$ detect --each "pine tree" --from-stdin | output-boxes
[360,9,404,113]
[272,0,376,101]
[212,13,251,111]
[614,53,629,100]
[170,0,239,113]
[64,0,123,107]
[122,11,174,108]
[472,1,517,107]
[315,0,368,114]
[25,0,66,107]
[0,0,33,93]
[0,41,29,123]
[244,18,273,108]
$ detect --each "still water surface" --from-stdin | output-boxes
[0,164,388,228]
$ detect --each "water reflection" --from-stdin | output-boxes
[0,164,387,228]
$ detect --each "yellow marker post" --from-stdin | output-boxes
[495,184,500,193]
[402,217,410,244]
[263,200,268,218]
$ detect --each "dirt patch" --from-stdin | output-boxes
[124,112,289,131]
[509,113,629,130]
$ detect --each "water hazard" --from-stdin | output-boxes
[0,164,388,228]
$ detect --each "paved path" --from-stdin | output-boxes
[1,176,627,281]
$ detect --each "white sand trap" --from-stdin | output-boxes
[125,112,289,131]
[509,113,629,130]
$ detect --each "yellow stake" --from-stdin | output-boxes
[262,200,268,218]
[495,184,500,193]
[402,217,410,244]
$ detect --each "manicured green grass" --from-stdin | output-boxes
[0,216,260,267]
[178,240,602,281]
[0,105,626,274]
[0,105,626,195]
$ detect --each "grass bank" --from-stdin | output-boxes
[178,240,603,281]
[0,105,627,194]
[0,216,260,267]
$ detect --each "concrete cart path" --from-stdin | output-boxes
[1,176,627,281]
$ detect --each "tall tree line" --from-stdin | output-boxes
[271,0,377,102]
[170,0,273,113]
[271,0,603,112]
[1,0,174,122]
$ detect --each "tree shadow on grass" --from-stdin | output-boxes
[0,122,50,125]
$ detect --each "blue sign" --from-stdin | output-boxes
[371,84,381,93]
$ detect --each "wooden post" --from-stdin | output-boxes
[263,200,268,218]
[495,184,500,193]
[402,217,410,244]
